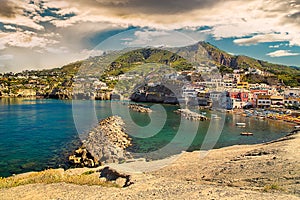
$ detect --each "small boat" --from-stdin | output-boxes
[241,132,253,136]
[236,122,246,127]
[294,125,300,129]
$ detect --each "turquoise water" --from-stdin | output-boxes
[0,98,294,177]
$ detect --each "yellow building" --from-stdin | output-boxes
[237,82,249,89]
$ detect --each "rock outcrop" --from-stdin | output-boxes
[128,104,152,113]
[69,116,132,167]
[174,109,208,121]
[130,85,180,104]
[68,146,99,167]
[99,167,132,187]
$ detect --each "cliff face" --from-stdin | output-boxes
[130,85,180,104]
[199,42,238,68]
[199,41,299,73]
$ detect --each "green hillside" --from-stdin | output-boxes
[50,42,299,86]
[106,48,193,76]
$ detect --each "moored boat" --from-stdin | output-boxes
[240,132,253,136]
[236,122,246,127]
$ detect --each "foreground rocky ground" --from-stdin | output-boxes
[1,132,299,200]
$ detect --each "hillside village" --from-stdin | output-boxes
[0,42,299,111]
[0,65,299,111]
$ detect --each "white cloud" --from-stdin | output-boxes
[43,0,70,9]
[46,46,69,54]
[122,29,198,47]
[0,54,14,60]
[1,0,300,71]
[0,30,58,50]
[269,45,280,48]
[81,49,104,57]
[40,0,300,47]
[0,15,44,30]
[2,0,300,46]
[233,33,293,46]
[55,7,79,15]
[267,50,300,57]
[127,30,170,46]
[32,15,55,23]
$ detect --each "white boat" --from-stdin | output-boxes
[236,122,246,127]
[294,125,300,129]
[241,132,253,136]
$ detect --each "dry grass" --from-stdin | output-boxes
[263,183,284,192]
[0,169,117,189]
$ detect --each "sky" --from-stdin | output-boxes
[0,0,299,72]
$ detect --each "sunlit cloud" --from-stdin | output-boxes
[0,31,58,50]
[0,0,300,71]
[267,50,300,57]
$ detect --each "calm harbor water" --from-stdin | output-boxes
[0,98,294,177]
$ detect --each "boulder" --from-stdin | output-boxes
[99,167,132,187]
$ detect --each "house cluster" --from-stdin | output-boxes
[176,69,300,110]
[0,70,72,98]
[1,66,299,109]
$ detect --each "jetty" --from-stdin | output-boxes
[69,116,132,167]
[174,109,208,121]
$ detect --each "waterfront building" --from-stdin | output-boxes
[256,95,271,108]
[284,98,300,107]
[270,96,284,107]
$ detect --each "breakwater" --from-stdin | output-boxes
[69,116,132,167]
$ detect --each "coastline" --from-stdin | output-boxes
[0,99,296,177]
[1,131,299,199]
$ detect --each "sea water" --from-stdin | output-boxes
[0,98,293,177]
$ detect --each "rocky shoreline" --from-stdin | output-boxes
[1,131,299,199]
[69,116,133,167]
